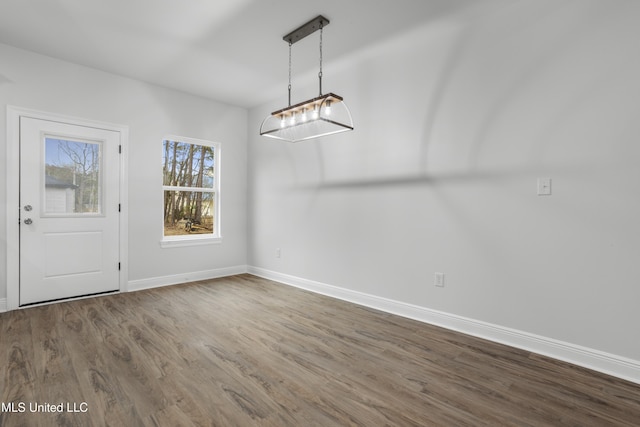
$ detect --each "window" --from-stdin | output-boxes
[44,137,102,215]
[161,136,220,247]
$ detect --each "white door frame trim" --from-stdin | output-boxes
[5,106,129,311]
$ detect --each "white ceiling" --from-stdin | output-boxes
[0,0,474,108]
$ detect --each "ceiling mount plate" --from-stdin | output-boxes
[283,15,330,45]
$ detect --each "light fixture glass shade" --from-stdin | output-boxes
[260,93,353,142]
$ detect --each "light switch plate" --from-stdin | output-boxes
[537,178,552,195]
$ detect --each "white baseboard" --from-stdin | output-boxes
[0,298,6,313]
[247,266,640,385]
[128,265,248,293]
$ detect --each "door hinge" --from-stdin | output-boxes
[119,144,122,154]
[118,203,121,212]
[118,262,121,271]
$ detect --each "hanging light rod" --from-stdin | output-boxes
[283,15,330,45]
[260,15,354,142]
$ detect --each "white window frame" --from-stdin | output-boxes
[160,135,221,248]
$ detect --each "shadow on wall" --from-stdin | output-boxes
[417,0,569,173]
[459,1,639,171]
[418,0,639,177]
[0,73,12,86]
[291,167,540,191]
[275,1,640,191]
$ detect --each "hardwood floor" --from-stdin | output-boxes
[1,274,639,426]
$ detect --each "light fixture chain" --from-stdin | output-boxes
[318,23,323,96]
[288,41,292,107]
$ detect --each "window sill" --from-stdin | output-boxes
[160,236,222,248]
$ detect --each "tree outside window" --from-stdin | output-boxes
[162,137,220,240]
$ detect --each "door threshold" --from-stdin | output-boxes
[19,290,120,309]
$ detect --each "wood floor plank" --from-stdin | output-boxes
[1,273,640,426]
[1,310,38,427]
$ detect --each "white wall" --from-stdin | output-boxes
[248,0,640,365]
[0,43,248,299]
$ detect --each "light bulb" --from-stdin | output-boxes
[312,105,319,119]
[280,115,286,128]
[325,100,332,115]
[301,108,307,122]
[289,113,296,125]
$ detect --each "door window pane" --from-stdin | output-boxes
[44,137,102,214]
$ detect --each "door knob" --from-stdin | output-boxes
[24,218,33,225]
[24,205,33,211]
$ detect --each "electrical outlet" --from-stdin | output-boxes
[276,248,281,258]
[435,272,445,287]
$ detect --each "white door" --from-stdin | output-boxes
[19,117,121,306]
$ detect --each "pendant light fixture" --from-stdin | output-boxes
[260,15,354,142]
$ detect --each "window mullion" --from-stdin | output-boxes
[162,185,215,192]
